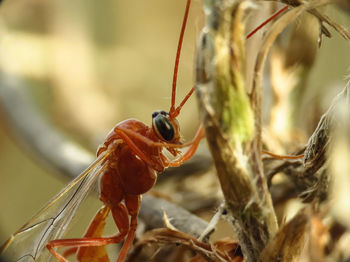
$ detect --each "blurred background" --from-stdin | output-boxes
[0,0,350,258]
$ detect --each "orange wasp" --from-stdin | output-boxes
[1,0,204,261]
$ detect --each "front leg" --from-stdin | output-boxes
[113,127,165,172]
[165,124,205,167]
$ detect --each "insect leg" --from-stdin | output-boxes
[112,128,164,171]
[75,205,110,262]
[116,195,141,262]
[262,150,304,160]
[61,205,110,259]
[116,125,204,149]
[46,204,129,262]
[165,124,205,167]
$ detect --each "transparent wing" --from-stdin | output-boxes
[1,150,112,262]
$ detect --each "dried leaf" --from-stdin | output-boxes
[259,210,308,262]
[304,81,350,176]
[131,227,242,262]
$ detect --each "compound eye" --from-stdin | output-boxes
[153,114,174,141]
[152,111,159,118]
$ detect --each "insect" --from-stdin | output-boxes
[1,0,205,261]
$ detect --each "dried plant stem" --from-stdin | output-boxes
[278,0,350,41]
[251,0,334,138]
[196,1,277,261]
[304,81,350,176]
[309,8,350,41]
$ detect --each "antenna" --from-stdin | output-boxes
[169,0,192,119]
[246,6,289,39]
